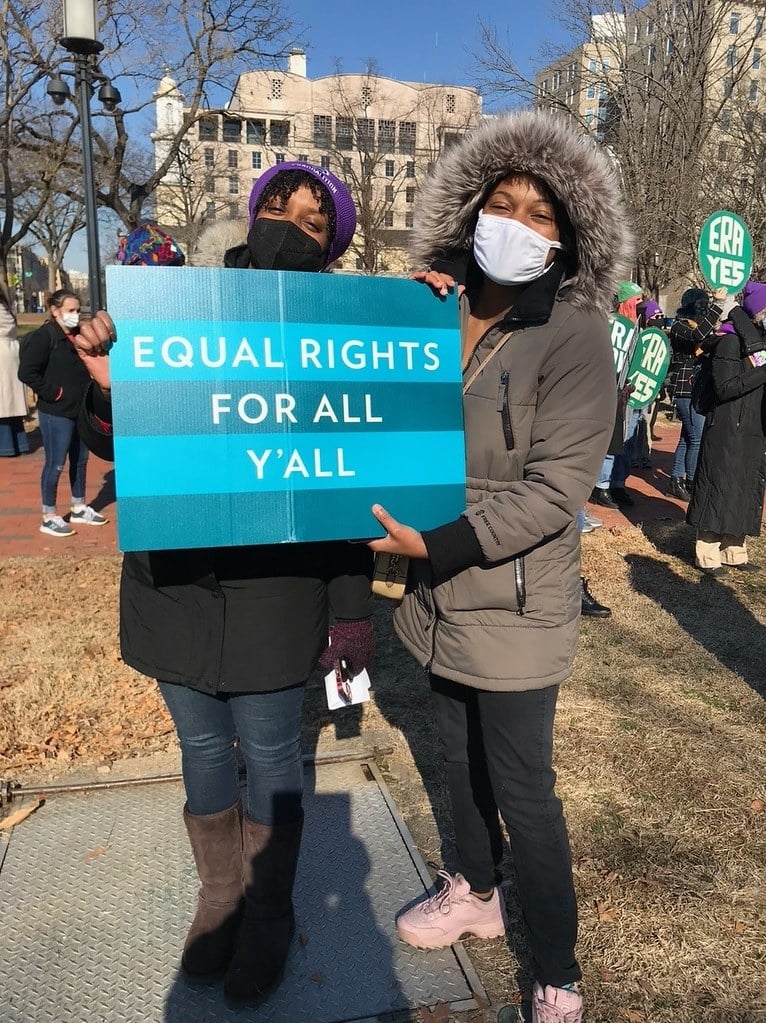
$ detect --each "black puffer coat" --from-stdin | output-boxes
[687,307,766,537]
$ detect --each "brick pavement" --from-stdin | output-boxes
[0,414,689,560]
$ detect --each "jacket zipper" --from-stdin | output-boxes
[514,557,527,616]
[496,371,514,449]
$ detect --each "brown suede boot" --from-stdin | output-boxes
[223,813,303,1008]
[181,802,244,984]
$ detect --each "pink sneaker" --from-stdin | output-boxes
[395,870,506,949]
[532,982,583,1023]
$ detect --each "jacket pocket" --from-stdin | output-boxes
[496,372,515,450]
[514,556,527,616]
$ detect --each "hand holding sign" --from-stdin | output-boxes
[698,211,753,294]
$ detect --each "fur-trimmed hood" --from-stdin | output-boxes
[189,220,247,268]
[411,110,634,312]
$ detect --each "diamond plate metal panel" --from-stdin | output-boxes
[0,763,480,1023]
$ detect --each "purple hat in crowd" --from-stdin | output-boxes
[639,299,663,321]
[247,162,357,267]
[741,280,766,318]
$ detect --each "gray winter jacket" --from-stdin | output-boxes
[393,111,633,692]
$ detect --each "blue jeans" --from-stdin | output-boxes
[596,454,614,489]
[672,397,705,479]
[38,411,88,510]
[158,680,306,825]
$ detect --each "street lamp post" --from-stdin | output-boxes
[46,0,121,313]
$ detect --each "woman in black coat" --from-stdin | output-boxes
[74,166,374,1009]
[687,294,766,575]
[17,289,108,536]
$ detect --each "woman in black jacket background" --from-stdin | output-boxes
[688,282,766,575]
[17,289,107,536]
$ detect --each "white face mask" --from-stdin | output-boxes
[473,210,562,286]
[60,311,80,330]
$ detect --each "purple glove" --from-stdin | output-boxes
[318,619,375,676]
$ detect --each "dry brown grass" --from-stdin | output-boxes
[1,521,765,1022]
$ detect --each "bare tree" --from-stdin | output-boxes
[475,0,765,297]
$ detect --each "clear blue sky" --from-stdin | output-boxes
[66,0,570,272]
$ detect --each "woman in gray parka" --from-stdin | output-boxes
[369,111,633,1023]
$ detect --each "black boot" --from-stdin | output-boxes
[182,802,244,984]
[224,813,304,1008]
[668,476,691,501]
[590,487,620,510]
[581,577,611,618]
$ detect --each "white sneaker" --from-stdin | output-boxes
[70,505,108,526]
[40,516,75,537]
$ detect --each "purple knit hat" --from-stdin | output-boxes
[639,299,662,321]
[248,162,357,267]
[741,280,766,318]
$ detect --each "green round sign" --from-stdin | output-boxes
[627,327,671,407]
[697,210,753,294]
[609,313,638,384]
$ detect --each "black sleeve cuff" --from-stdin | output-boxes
[422,515,484,582]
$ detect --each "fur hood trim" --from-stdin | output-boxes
[411,110,634,311]
[189,220,247,267]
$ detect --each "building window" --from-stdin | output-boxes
[646,17,654,34]
[666,38,674,56]
[753,48,762,69]
[384,159,395,177]
[719,107,732,128]
[552,70,562,89]
[745,110,756,129]
[251,152,262,170]
[567,62,576,81]
[298,153,308,162]
[275,153,286,163]
[405,211,414,228]
[750,80,759,101]
[647,44,656,64]
[198,116,217,141]
[724,77,733,97]
[313,114,332,148]
[385,185,394,201]
[586,85,596,99]
[727,45,737,67]
[246,119,266,144]
[446,93,455,113]
[320,155,330,169]
[269,121,289,146]
[757,16,764,36]
[378,119,396,150]
[565,87,575,105]
[342,156,352,172]
[222,117,241,142]
[336,116,353,150]
[405,161,415,178]
[405,186,415,203]
[729,11,740,33]
[356,117,374,150]
[228,176,239,195]
[204,148,214,167]
[227,150,238,169]
[399,121,416,154]
[632,23,639,43]
[361,84,373,106]
[229,202,239,218]
[271,79,282,99]
[718,142,728,161]
[205,201,216,219]
[384,211,394,228]
[204,174,214,193]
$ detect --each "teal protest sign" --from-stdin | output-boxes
[697,210,753,293]
[105,266,467,552]
[627,327,671,408]
[609,313,638,387]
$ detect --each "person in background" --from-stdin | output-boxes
[367,110,630,1023]
[0,286,29,456]
[632,298,667,469]
[687,281,766,575]
[17,289,107,536]
[73,165,375,1010]
[666,288,729,502]
[590,280,642,510]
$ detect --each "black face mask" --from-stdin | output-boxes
[247,218,325,273]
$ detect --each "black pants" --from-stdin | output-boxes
[430,674,580,987]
